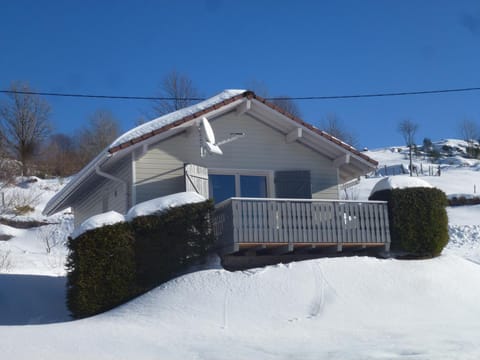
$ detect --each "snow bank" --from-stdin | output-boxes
[71,211,125,239]
[447,225,480,264]
[439,155,479,167]
[370,176,433,196]
[0,224,21,239]
[1,255,480,358]
[126,192,205,221]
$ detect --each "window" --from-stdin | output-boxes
[240,175,267,198]
[209,170,271,204]
[209,174,235,204]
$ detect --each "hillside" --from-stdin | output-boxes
[0,140,479,359]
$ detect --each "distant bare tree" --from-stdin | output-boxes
[78,110,121,166]
[40,133,81,176]
[246,80,302,118]
[152,70,201,116]
[322,113,358,148]
[271,96,302,118]
[459,119,479,157]
[459,119,478,141]
[245,79,269,98]
[0,82,52,175]
[398,119,419,176]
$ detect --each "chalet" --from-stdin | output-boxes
[43,90,390,255]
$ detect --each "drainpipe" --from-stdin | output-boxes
[95,166,129,213]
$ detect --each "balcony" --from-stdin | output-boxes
[213,197,391,255]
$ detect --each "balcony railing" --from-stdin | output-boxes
[213,198,391,254]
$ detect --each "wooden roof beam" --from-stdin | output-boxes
[236,99,251,115]
[333,153,351,168]
[286,128,303,143]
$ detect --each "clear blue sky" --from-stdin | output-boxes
[1,0,480,149]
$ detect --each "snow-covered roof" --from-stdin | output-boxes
[44,89,378,217]
[43,90,246,216]
[110,90,245,151]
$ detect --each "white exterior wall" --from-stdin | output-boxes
[73,158,132,227]
[134,112,338,204]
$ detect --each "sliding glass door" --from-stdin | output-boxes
[209,171,269,204]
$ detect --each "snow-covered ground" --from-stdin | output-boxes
[1,142,480,359]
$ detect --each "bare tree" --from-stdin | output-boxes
[78,109,121,166]
[0,82,52,175]
[152,70,201,116]
[271,96,302,118]
[245,79,269,98]
[459,119,479,157]
[322,113,358,148]
[245,80,302,118]
[398,119,419,176]
[40,133,81,176]
[459,119,478,141]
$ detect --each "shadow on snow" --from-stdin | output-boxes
[0,274,70,325]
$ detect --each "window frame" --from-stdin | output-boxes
[208,168,274,200]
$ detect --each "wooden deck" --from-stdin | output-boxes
[213,198,391,254]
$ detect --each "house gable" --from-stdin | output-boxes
[134,111,339,204]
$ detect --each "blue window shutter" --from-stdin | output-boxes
[274,170,311,199]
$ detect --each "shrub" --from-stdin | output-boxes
[66,200,215,318]
[370,187,449,257]
[1,188,42,215]
[131,200,215,291]
[66,222,136,319]
[14,204,34,215]
[448,195,480,207]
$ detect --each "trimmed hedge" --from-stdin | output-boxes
[66,200,215,319]
[132,200,215,291]
[66,222,137,318]
[369,187,449,257]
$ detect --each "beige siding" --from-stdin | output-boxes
[73,158,132,227]
[134,112,338,204]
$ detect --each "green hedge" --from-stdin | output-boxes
[448,195,480,207]
[66,222,137,318]
[132,200,215,291]
[66,200,214,319]
[369,187,449,257]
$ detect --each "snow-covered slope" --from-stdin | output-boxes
[1,255,479,359]
[0,142,480,358]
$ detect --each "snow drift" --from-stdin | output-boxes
[1,255,480,359]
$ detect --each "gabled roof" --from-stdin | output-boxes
[43,89,377,216]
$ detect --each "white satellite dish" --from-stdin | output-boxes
[201,117,216,144]
[197,116,245,157]
[205,141,223,155]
